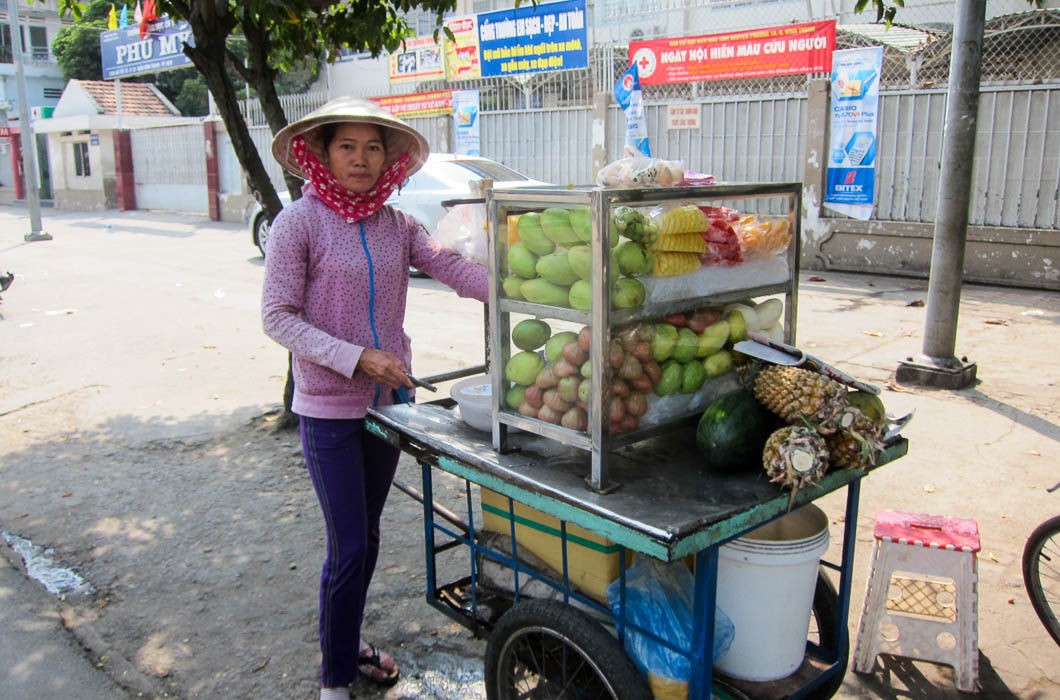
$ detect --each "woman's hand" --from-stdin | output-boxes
[356,349,414,390]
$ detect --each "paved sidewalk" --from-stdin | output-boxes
[0,547,132,699]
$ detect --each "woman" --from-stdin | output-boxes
[262,97,488,700]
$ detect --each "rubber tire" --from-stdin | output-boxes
[1023,514,1060,646]
[254,213,270,257]
[484,599,652,700]
[806,569,848,700]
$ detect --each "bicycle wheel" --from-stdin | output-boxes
[484,599,653,700]
[1023,514,1060,646]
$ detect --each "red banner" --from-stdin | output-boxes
[370,90,453,118]
[629,20,836,86]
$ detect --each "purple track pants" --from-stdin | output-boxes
[301,416,400,688]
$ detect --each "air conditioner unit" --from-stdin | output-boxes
[31,106,54,119]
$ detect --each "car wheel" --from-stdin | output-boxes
[254,214,271,257]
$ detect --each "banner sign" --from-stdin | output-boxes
[389,35,446,84]
[100,16,194,79]
[824,46,884,220]
[478,0,588,78]
[629,20,835,86]
[453,90,481,156]
[370,90,453,118]
[445,16,482,81]
[614,64,650,157]
[667,104,701,130]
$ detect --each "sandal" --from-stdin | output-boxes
[358,644,399,687]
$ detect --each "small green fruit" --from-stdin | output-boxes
[507,243,539,280]
[544,331,578,364]
[568,279,592,311]
[512,319,552,351]
[506,385,526,409]
[505,351,546,386]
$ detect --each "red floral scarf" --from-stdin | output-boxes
[292,135,410,223]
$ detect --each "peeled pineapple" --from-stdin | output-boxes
[753,365,849,434]
[651,251,702,276]
[762,425,831,508]
[826,406,886,470]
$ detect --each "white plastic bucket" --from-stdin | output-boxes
[713,504,830,681]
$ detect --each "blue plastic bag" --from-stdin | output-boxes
[607,558,734,686]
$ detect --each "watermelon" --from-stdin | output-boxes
[696,390,781,472]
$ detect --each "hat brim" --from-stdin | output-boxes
[271,97,430,180]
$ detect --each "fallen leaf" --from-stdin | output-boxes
[886,381,913,393]
[61,491,72,498]
[923,483,936,493]
[984,319,1008,326]
[203,344,217,349]
[863,330,883,337]
[906,299,925,307]
[1029,449,1041,456]
[987,552,999,563]
[808,276,826,282]
[1007,598,1015,605]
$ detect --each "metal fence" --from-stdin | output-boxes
[130,124,207,212]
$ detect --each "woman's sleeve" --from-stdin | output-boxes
[408,220,489,303]
[261,209,364,378]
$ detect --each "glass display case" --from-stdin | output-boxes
[486,183,802,492]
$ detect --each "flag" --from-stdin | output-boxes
[139,0,157,39]
[134,0,142,24]
[614,64,651,157]
[107,4,118,30]
[119,4,129,28]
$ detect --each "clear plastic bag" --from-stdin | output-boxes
[597,152,686,188]
[606,557,734,697]
[433,202,488,265]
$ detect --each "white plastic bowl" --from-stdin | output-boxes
[450,375,493,432]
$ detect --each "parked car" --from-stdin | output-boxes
[248,153,549,265]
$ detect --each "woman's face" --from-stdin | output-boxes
[323,123,386,193]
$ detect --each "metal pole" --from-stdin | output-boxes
[8,0,50,241]
[896,0,982,389]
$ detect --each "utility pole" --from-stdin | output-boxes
[896,0,983,389]
[8,0,50,241]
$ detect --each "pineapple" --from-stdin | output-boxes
[762,425,831,510]
[752,365,849,433]
[826,406,886,470]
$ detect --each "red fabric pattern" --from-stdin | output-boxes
[292,135,409,224]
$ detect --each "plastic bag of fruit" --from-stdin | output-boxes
[734,214,792,259]
[433,202,488,265]
[597,151,686,188]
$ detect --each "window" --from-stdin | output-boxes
[28,26,49,61]
[0,25,11,63]
[73,142,91,177]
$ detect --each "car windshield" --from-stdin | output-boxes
[408,159,531,191]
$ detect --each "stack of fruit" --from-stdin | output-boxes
[503,319,662,435]
[695,360,888,506]
[503,207,646,311]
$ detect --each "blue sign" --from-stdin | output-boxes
[478,0,588,78]
[824,47,883,219]
[614,64,650,157]
[453,90,481,156]
[100,17,194,80]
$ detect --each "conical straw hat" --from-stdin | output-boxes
[272,96,429,180]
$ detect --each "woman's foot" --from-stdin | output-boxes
[357,643,399,686]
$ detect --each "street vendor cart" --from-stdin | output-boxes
[366,182,908,699]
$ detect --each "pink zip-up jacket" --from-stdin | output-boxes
[261,185,488,419]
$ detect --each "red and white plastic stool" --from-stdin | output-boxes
[854,509,980,692]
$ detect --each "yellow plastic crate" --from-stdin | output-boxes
[479,487,625,603]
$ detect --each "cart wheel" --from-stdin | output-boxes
[484,599,653,700]
[806,569,848,699]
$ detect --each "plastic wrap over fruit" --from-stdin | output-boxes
[432,203,488,264]
[597,154,686,188]
[734,214,793,258]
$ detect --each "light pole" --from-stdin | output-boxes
[7,0,51,241]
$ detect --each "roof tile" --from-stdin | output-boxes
[76,80,178,117]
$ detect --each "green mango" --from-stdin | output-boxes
[506,351,545,386]
[545,331,579,364]
[568,279,592,311]
[725,310,748,343]
[673,327,700,364]
[502,275,525,300]
[651,323,679,362]
[616,240,652,276]
[507,243,539,280]
[655,360,683,396]
[682,361,707,394]
[612,277,645,309]
[536,251,581,286]
[567,245,592,281]
[696,320,730,358]
[512,319,552,351]
[541,208,581,247]
[569,207,592,242]
[703,350,734,378]
[518,219,556,256]
[506,385,526,410]
[521,278,570,307]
